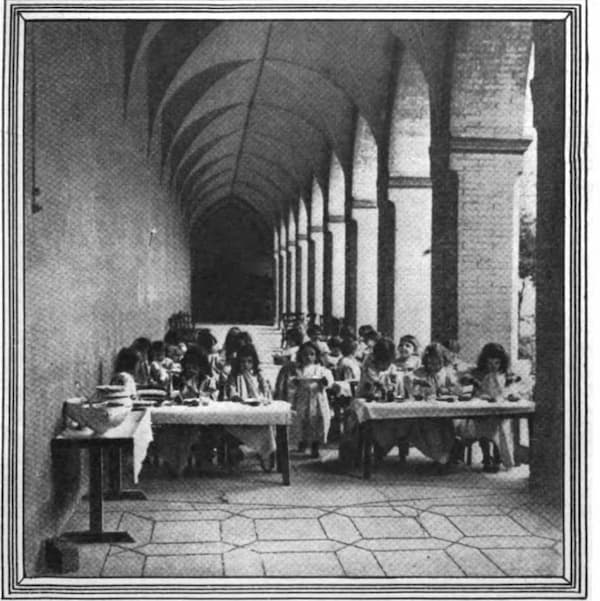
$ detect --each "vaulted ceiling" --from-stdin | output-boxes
[126,21,444,228]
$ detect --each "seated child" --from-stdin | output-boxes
[456,343,522,472]
[443,339,473,377]
[224,344,275,469]
[307,324,330,364]
[356,325,379,363]
[275,341,334,458]
[109,347,140,403]
[131,337,151,386]
[324,336,343,370]
[149,340,171,390]
[395,334,421,372]
[403,343,460,468]
[358,338,403,400]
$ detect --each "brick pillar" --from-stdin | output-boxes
[273,247,280,326]
[297,234,309,315]
[529,22,564,500]
[389,177,432,346]
[328,216,346,319]
[310,226,324,317]
[352,202,379,330]
[449,137,530,363]
[279,220,287,315]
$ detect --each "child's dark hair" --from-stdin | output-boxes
[339,325,356,340]
[398,334,420,355]
[364,329,379,343]
[340,337,358,357]
[307,324,323,339]
[149,340,166,361]
[286,327,304,348]
[422,343,447,371]
[131,337,151,356]
[115,347,140,375]
[224,327,242,360]
[238,331,254,348]
[358,324,376,339]
[164,330,180,345]
[196,328,217,353]
[182,348,211,379]
[327,336,342,352]
[372,337,396,364]
[232,344,260,376]
[297,341,321,365]
[476,343,510,374]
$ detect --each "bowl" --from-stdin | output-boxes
[64,398,130,434]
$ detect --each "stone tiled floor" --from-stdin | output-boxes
[60,447,563,579]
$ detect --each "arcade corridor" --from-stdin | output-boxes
[19,17,573,584]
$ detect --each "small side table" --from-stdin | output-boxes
[52,409,152,543]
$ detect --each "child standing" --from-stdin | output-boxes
[275,341,333,458]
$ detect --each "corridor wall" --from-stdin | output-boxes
[23,22,191,574]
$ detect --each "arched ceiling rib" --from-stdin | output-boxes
[127,20,403,227]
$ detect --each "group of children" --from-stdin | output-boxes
[274,321,528,472]
[108,321,528,475]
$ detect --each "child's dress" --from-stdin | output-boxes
[276,362,333,446]
[395,355,420,373]
[150,360,170,389]
[403,366,459,464]
[225,371,276,463]
[455,371,522,468]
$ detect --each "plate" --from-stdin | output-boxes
[438,395,457,403]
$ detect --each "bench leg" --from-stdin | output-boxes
[276,426,290,485]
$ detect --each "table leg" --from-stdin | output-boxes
[276,425,290,485]
[104,445,147,502]
[89,446,103,534]
[61,446,135,544]
[362,422,373,479]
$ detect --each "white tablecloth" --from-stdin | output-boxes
[351,398,535,423]
[151,400,293,426]
[57,409,153,483]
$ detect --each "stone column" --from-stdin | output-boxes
[279,220,287,316]
[352,202,379,329]
[297,234,309,316]
[328,216,346,319]
[389,177,432,346]
[529,22,565,500]
[310,225,325,317]
[273,240,280,326]
[287,210,297,313]
[449,137,530,363]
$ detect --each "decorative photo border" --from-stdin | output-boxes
[1,1,587,598]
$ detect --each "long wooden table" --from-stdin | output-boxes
[52,409,153,543]
[150,400,293,485]
[351,397,535,479]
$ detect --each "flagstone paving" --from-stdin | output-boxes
[60,448,563,579]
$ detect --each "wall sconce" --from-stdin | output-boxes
[149,227,157,247]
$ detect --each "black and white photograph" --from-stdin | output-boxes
[0,0,590,597]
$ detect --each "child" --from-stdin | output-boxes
[443,339,472,377]
[196,328,221,378]
[225,344,275,469]
[404,343,460,469]
[356,325,379,363]
[275,341,334,458]
[358,338,403,400]
[324,336,342,370]
[307,324,330,364]
[356,338,406,462]
[177,350,217,400]
[406,343,461,399]
[226,344,271,401]
[457,343,521,472]
[149,340,171,390]
[131,337,151,386]
[396,335,421,372]
[273,327,303,365]
[110,347,140,403]
[336,337,362,383]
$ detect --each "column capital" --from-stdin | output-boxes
[389,175,432,189]
[449,135,532,155]
[352,198,378,209]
